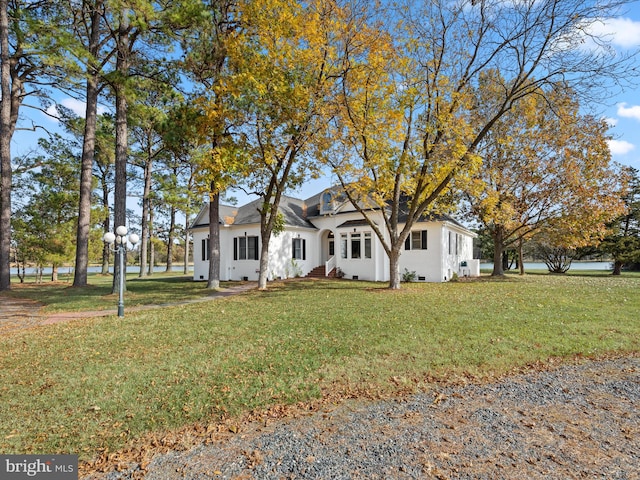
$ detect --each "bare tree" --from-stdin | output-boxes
[329,0,638,288]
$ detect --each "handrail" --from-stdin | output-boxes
[325,255,336,276]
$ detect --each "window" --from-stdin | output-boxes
[340,234,348,258]
[201,238,210,261]
[405,230,427,250]
[248,236,258,259]
[351,233,361,259]
[234,236,259,260]
[292,238,306,260]
[321,191,333,214]
[364,233,372,259]
[447,232,461,255]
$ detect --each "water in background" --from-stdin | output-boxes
[10,265,193,276]
[479,261,612,271]
[12,262,612,276]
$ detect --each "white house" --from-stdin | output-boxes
[190,187,479,283]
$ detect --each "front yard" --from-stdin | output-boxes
[1,273,638,472]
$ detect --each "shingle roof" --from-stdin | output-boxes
[232,195,316,228]
[190,204,237,229]
[191,187,472,234]
[304,186,348,217]
[336,219,376,228]
[191,195,316,230]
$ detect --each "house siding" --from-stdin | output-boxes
[398,222,444,282]
[441,224,476,281]
[192,227,209,281]
[193,225,319,281]
[190,195,478,283]
[266,228,318,280]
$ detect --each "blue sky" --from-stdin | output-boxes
[11,2,640,208]
[597,3,640,173]
[287,2,640,201]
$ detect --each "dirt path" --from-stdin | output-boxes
[0,297,47,334]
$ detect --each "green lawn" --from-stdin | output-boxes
[2,272,241,313]
[1,273,638,470]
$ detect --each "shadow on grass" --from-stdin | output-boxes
[257,278,378,297]
[3,274,216,312]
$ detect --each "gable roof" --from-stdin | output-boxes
[232,195,316,229]
[189,195,316,230]
[190,203,238,229]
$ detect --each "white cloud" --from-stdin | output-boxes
[604,117,618,127]
[608,139,636,155]
[576,17,640,55]
[46,98,108,120]
[617,102,640,121]
[61,98,91,117]
[588,17,640,49]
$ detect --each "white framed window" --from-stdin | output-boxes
[234,236,259,260]
[405,230,427,250]
[341,234,348,258]
[447,232,462,255]
[320,191,333,214]
[364,232,372,259]
[292,237,306,260]
[201,238,210,261]
[351,233,361,259]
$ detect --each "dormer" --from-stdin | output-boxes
[319,190,335,215]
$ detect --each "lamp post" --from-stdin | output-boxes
[103,225,139,317]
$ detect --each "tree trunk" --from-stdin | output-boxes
[0,0,12,291]
[258,199,279,290]
[73,74,99,287]
[207,190,220,289]
[149,237,155,275]
[51,265,58,282]
[492,227,505,276]
[518,237,525,275]
[165,205,175,272]
[112,11,129,294]
[148,201,154,276]
[139,196,148,277]
[17,262,24,283]
[73,2,102,287]
[388,247,401,289]
[183,214,190,275]
[139,159,152,277]
[101,183,111,274]
[612,260,623,275]
[258,222,270,289]
[112,84,127,293]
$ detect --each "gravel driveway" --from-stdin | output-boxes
[88,356,639,479]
